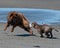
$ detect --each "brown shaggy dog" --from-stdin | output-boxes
[4,11,33,35]
[32,22,58,38]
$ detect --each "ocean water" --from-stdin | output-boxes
[0,8,60,25]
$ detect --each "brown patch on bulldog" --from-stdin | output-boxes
[4,11,33,35]
[32,22,58,38]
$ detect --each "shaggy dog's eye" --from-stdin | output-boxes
[9,14,13,17]
[15,14,18,16]
[10,14,13,16]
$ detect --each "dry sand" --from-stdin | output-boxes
[0,0,60,10]
[0,23,60,48]
[0,0,60,48]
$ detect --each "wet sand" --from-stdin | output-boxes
[0,0,60,10]
[0,23,60,48]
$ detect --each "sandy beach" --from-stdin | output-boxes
[0,0,60,10]
[0,23,59,48]
[0,0,60,48]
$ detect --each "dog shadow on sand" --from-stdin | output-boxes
[14,34,60,40]
[5,32,60,40]
[14,34,36,37]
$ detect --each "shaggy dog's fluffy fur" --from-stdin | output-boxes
[4,11,33,34]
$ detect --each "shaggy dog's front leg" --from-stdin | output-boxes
[4,23,10,31]
[11,24,16,32]
[24,27,33,35]
[28,29,33,35]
